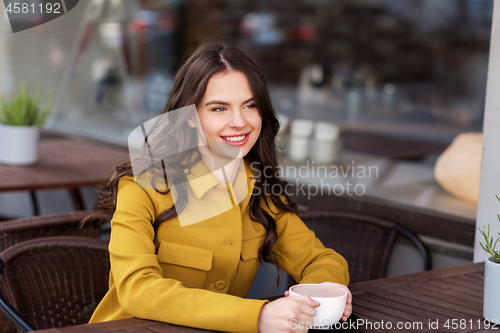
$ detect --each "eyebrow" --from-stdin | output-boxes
[204,97,255,107]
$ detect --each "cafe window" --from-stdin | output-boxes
[0,0,493,146]
[181,0,492,145]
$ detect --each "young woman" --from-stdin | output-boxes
[89,41,351,333]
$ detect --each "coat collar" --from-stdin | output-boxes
[185,157,255,203]
[185,160,220,200]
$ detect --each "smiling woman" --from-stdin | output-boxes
[86,41,351,333]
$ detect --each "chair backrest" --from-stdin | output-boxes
[0,210,106,252]
[298,210,432,283]
[0,236,110,332]
[0,211,107,333]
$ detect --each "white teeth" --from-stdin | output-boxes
[222,135,246,142]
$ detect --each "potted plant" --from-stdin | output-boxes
[478,195,500,323]
[0,82,52,165]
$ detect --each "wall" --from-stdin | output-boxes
[0,7,6,94]
[475,0,500,262]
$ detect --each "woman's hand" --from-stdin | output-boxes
[257,296,320,333]
[283,282,352,322]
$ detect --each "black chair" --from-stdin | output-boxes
[296,210,432,284]
[0,211,107,333]
[0,236,109,333]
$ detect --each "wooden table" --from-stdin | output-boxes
[0,138,128,214]
[284,150,477,248]
[349,262,489,332]
[35,263,492,333]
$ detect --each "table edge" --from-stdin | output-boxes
[350,262,484,294]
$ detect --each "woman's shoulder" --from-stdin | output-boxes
[259,194,295,220]
[117,174,175,213]
[120,172,170,191]
[117,174,168,201]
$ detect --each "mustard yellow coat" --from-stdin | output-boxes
[89,159,349,333]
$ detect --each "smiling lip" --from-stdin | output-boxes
[220,132,251,146]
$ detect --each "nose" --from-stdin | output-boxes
[228,109,247,129]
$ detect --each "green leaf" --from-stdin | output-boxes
[0,82,52,126]
[479,194,500,258]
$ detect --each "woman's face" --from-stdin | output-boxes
[196,70,262,159]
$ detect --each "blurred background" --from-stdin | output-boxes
[0,0,492,144]
[0,0,494,296]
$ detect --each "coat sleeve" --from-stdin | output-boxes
[270,206,350,286]
[108,177,268,333]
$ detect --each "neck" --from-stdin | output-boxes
[213,157,243,185]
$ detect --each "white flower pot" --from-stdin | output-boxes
[484,256,500,322]
[0,124,40,165]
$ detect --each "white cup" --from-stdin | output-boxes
[288,283,347,329]
[311,138,343,164]
[290,119,314,137]
[288,137,309,161]
[310,122,342,164]
[314,122,340,142]
[288,119,314,161]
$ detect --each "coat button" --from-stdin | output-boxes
[215,280,226,290]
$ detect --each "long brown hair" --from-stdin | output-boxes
[94,41,297,285]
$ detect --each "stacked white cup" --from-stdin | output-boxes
[288,119,314,161]
[311,122,342,164]
[288,119,341,164]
